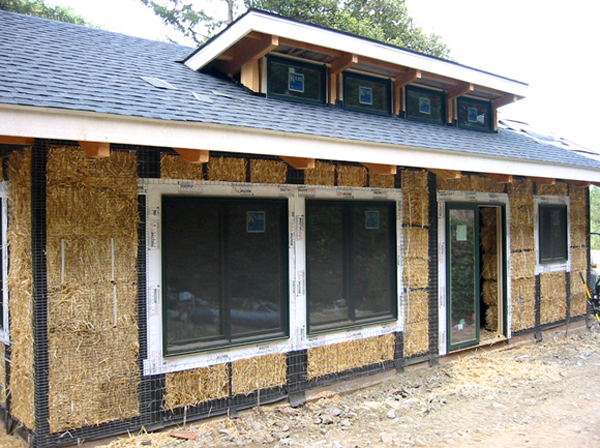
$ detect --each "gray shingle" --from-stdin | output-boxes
[1,10,599,171]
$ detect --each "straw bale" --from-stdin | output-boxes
[480,208,498,254]
[536,182,568,196]
[46,146,140,432]
[570,276,588,317]
[436,175,470,192]
[164,365,229,410]
[485,305,498,331]
[402,169,429,227]
[511,250,536,280]
[403,257,430,290]
[511,297,535,332]
[470,175,505,193]
[250,159,287,184]
[304,161,335,186]
[403,321,429,357]
[511,277,536,304]
[481,252,498,280]
[482,280,498,306]
[571,224,587,248]
[370,172,395,189]
[306,334,395,380]
[161,153,204,180]
[7,148,35,430]
[231,353,287,395]
[510,224,535,253]
[569,186,587,223]
[0,343,5,408]
[508,178,534,231]
[571,247,587,272]
[406,290,429,324]
[207,157,247,182]
[403,227,429,259]
[337,165,367,187]
[540,271,567,324]
[437,174,503,193]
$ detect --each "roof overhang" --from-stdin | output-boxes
[184,10,528,99]
[2,104,598,184]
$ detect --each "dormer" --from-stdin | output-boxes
[185,10,527,131]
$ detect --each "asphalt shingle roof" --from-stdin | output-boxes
[1,10,599,171]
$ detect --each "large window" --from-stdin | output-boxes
[457,97,492,131]
[267,55,326,105]
[538,204,568,264]
[161,196,288,355]
[405,86,445,124]
[343,72,391,115]
[306,200,397,331]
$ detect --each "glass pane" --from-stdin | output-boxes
[344,74,390,114]
[457,98,491,130]
[406,87,444,123]
[448,208,478,347]
[352,204,394,317]
[269,58,325,103]
[539,205,568,263]
[162,197,223,351]
[228,200,286,335]
[307,202,347,326]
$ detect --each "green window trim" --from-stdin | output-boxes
[457,97,493,131]
[405,85,446,124]
[267,55,326,105]
[343,72,392,116]
[538,204,569,265]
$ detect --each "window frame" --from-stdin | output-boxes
[343,71,392,116]
[266,54,327,105]
[405,85,446,124]
[305,199,398,333]
[535,196,570,274]
[456,97,493,132]
[0,182,7,344]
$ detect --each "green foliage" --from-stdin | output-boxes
[591,186,600,250]
[0,0,89,25]
[138,0,451,59]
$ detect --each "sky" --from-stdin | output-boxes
[46,0,600,152]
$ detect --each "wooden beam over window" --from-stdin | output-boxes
[174,148,210,164]
[78,141,110,158]
[484,173,513,183]
[445,82,474,101]
[528,176,556,185]
[393,68,421,89]
[216,34,279,76]
[0,136,35,146]
[565,179,591,188]
[361,163,397,175]
[279,156,315,170]
[430,169,461,179]
[329,53,358,76]
[492,94,518,109]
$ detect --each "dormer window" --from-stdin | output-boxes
[457,97,492,131]
[405,86,445,124]
[343,72,391,115]
[267,55,326,105]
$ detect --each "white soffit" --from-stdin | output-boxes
[184,11,528,97]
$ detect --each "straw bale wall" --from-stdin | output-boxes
[437,174,505,194]
[161,153,204,180]
[250,159,287,184]
[45,146,140,433]
[7,148,35,430]
[370,172,395,189]
[402,169,430,356]
[231,353,287,395]
[304,161,335,186]
[480,208,498,331]
[164,365,229,411]
[207,156,247,182]
[0,343,5,408]
[337,165,367,187]
[536,182,568,196]
[511,277,536,331]
[540,271,567,324]
[508,179,535,252]
[569,186,589,318]
[307,334,395,380]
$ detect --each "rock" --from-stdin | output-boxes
[252,421,264,431]
[381,433,394,444]
[386,410,396,419]
[401,398,418,406]
[326,406,343,417]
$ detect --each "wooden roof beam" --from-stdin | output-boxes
[329,53,358,76]
[217,34,279,76]
[0,136,35,145]
[528,177,556,185]
[279,156,315,170]
[362,163,397,175]
[484,173,513,183]
[565,180,591,188]
[78,141,110,158]
[174,148,209,164]
[278,37,343,58]
[430,169,461,179]
[445,82,474,101]
[393,68,421,89]
[492,93,518,109]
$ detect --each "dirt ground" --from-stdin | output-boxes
[3,323,600,448]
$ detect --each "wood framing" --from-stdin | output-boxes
[529,176,556,185]
[484,173,513,183]
[430,169,461,179]
[329,53,358,76]
[361,163,397,175]
[279,156,315,170]
[78,141,110,158]
[0,136,34,146]
[216,34,279,76]
[445,82,474,101]
[173,148,210,164]
[565,179,591,188]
